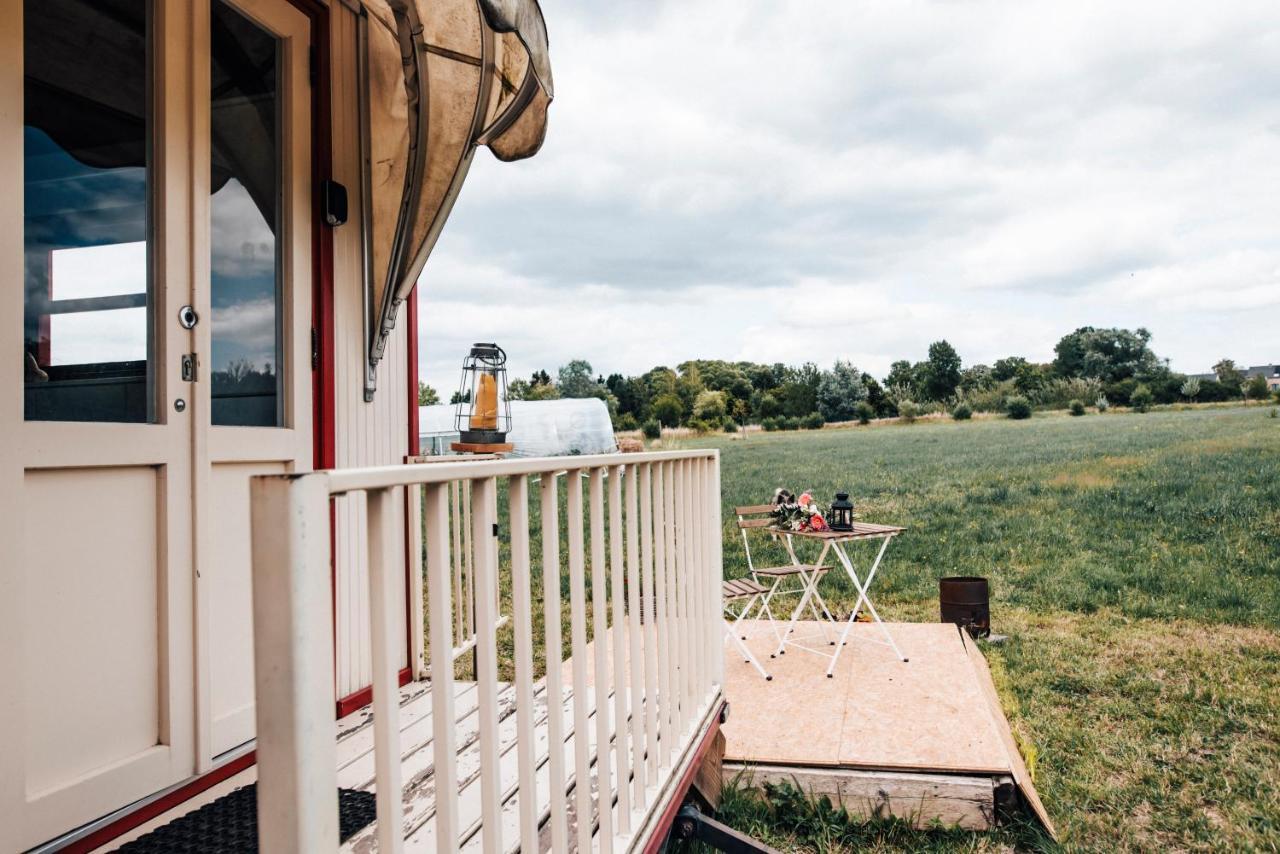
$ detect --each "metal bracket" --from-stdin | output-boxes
[672,804,780,854]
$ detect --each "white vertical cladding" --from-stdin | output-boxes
[329,2,410,701]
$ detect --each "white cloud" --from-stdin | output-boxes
[417,0,1280,391]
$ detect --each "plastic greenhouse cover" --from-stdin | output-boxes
[419,397,617,458]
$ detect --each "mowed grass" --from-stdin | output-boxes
[681,406,1280,852]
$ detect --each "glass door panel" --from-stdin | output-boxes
[22,0,151,423]
[210,0,283,427]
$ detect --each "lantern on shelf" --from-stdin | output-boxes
[829,492,855,531]
[454,343,511,446]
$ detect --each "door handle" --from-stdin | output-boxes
[178,305,199,329]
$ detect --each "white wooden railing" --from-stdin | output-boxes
[249,450,725,853]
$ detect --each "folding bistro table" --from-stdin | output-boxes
[772,521,908,676]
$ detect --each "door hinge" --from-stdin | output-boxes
[181,353,198,383]
[311,327,319,370]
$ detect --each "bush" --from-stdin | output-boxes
[640,419,661,440]
[951,402,972,421]
[801,412,825,430]
[1041,377,1102,409]
[616,412,638,432]
[650,393,684,427]
[722,418,739,433]
[781,416,801,431]
[761,417,781,432]
[1069,399,1086,417]
[897,400,920,424]
[1006,395,1032,420]
[853,401,875,425]
[1096,394,1109,412]
[965,379,1017,412]
[1130,384,1154,413]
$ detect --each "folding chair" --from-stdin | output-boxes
[723,578,772,680]
[735,504,837,649]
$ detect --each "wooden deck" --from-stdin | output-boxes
[97,678,626,853]
[721,620,1054,835]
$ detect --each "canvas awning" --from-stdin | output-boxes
[359,0,553,400]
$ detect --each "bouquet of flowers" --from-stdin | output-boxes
[769,488,829,532]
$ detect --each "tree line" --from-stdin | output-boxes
[417,327,1276,432]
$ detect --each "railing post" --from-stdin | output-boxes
[608,464,633,833]
[540,473,569,852]
[472,476,503,854]
[424,482,460,848]
[508,474,540,851]
[588,467,615,849]
[640,463,660,781]
[250,473,339,853]
[624,462,647,811]
[367,486,406,854]
[709,452,725,685]
[566,469,594,854]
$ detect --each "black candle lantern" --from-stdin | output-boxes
[454,343,511,444]
[829,492,855,531]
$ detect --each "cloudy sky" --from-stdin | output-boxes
[417,0,1280,396]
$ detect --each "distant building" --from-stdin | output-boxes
[1246,364,1280,392]
[1190,364,1280,391]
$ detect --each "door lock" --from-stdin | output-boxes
[181,353,199,383]
[178,305,199,329]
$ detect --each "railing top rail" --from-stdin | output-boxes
[319,448,719,496]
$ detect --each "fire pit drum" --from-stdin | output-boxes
[939,576,990,638]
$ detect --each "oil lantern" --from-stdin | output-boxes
[829,492,855,531]
[454,343,511,445]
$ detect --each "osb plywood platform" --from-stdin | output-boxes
[722,620,1054,836]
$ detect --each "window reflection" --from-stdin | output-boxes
[210,0,283,427]
[23,0,151,423]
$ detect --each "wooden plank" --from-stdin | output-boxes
[960,631,1057,839]
[734,504,777,516]
[652,463,674,773]
[725,763,996,831]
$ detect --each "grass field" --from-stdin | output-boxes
[680,406,1280,852]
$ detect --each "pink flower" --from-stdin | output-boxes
[798,492,814,507]
[810,513,828,531]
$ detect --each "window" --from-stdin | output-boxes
[210,0,284,427]
[23,0,152,423]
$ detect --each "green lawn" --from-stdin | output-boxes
[680,406,1280,852]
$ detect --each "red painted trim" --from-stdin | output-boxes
[641,699,727,854]
[301,0,335,473]
[336,666,414,718]
[58,751,257,854]
[407,285,420,456]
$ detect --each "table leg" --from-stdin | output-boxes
[826,538,907,675]
[770,540,830,658]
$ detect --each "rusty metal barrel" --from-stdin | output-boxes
[939,576,990,638]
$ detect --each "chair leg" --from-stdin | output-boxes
[726,619,771,681]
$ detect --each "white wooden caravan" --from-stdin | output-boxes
[1,1,727,850]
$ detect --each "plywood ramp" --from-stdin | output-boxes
[721,621,1053,836]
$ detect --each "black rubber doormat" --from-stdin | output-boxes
[114,784,377,852]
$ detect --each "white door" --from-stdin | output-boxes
[197,0,313,761]
[5,0,198,847]
[0,0,312,846]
